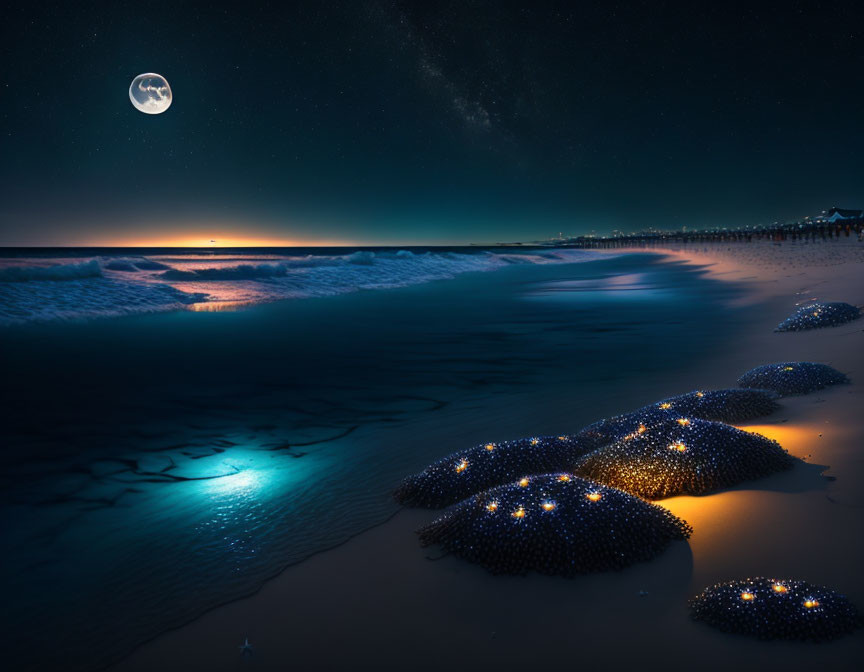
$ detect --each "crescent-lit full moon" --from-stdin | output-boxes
[129,73,172,115]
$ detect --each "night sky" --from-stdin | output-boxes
[1,1,863,246]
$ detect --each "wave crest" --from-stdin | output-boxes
[0,260,103,282]
[1,249,610,324]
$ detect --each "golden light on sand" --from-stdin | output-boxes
[803,599,820,609]
[669,442,687,452]
[695,391,705,398]
[511,506,526,519]
[557,474,571,482]
[557,436,567,441]
[529,438,540,446]
[455,459,468,474]
[740,592,755,601]
[677,418,690,426]
[783,366,795,371]
[734,421,844,460]
[772,583,788,594]
[541,500,556,511]
[485,443,496,451]
[637,424,647,434]
[585,492,602,502]
[486,501,498,512]
[659,402,672,410]
[518,477,530,487]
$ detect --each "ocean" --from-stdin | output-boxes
[0,247,756,670]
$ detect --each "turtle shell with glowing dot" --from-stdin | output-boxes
[417,474,691,576]
[393,434,594,508]
[775,301,861,332]
[737,362,849,396]
[573,418,795,499]
[576,388,780,447]
[690,577,862,641]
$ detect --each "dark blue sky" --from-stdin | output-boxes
[1,1,863,245]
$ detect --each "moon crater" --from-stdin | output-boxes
[129,73,172,115]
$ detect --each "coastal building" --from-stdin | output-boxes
[816,207,864,223]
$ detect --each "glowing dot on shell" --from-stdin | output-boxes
[511,506,526,519]
[772,583,788,594]
[659,402,672,410]
[585,492,602,502]
[541,500,556,511]
[455,459,468,473]
[518,477,530,487]
[783,366,794,371]
[804,599,820,609]
[740,592,755,602]
[486,501,498,512]
[695,391,705,398]
[557,474,571,482]
[669,442,687,452]
[677,418,690,426]
[637,424,647,434]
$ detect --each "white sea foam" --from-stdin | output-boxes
[0,259,103,282]
[0,249,609,325]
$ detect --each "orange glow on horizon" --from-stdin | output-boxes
[83,235,356,248]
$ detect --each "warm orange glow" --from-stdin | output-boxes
[677,418,690,426]
[585,492,602,502]
[783,366,794,371]
[669,442,687,452]
[659,402,672,410]
[735,422,837,461]
[518,477,530,487]
[76,220,358,248]
[485,443,496,451]
[637,424,647,434]
[557,474,571,482]
[541,501,556,511]
[772,583,788,594]
[95,234,347,248]
[530,438,539,446]
[511,507,526,519]
[740,592,755,601]
[557,436,567,441]
[486,501,498,512]
[455,459,468,474]
[695,391,705,398]
[803,599,819,609]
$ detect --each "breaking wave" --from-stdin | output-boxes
[0,259,103,282]
[0,248,608,325]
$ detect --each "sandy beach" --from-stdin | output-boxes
[5,4,864,671]
[110,241,864,672]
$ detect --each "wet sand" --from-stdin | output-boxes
[114,242,864,672]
